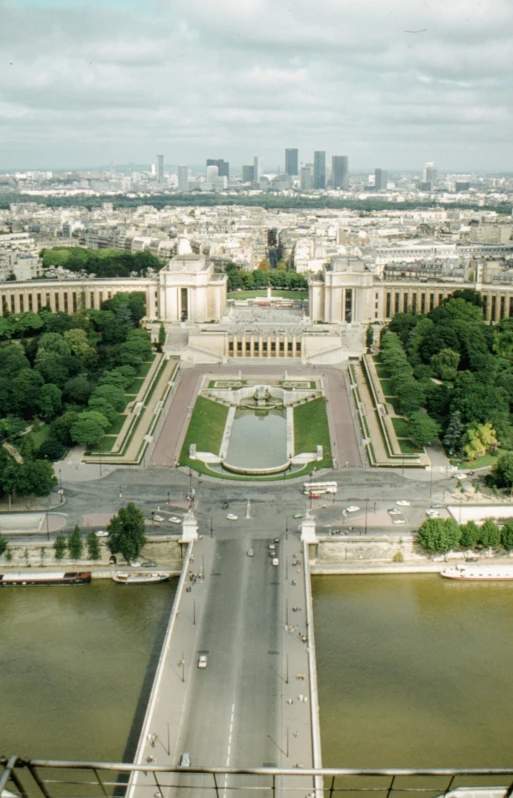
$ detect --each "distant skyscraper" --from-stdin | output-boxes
[285,148,299,176]
[177,165,188,193]
[423,161,437,186]
[374,168,388,191]
[313,151,326,189]
[156,155,164,183]
[253,156,263,184]
[207,159,229,178]
[206,165,219,183]
[242,165,255,183]
[332,155,348,189]
[300,165,313,190]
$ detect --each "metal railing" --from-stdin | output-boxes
[2,758,513,798]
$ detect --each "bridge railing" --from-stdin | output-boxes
[2,757,513,798]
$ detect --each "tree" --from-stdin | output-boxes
[68,525,84,560]
[257,259,271,272]
[366,325,374,349]
[90,384,126,412]
[54,534,67,560]
[38,438,66,462]
[493,452,513,488]
[157,323,166,351]
[0,534,7,556]
[501,520,513,551]
[1,460,57,497]
[463,423,498,461]
[478,519,501,548]
[70,410,110,446]
[86,530,101,560]
[51,411,80,447]
[64,375,94,405]
[417,518,461,552]
[107,503,147,563]
[430,348,460,381]
[87,396,118,425]
[36,332,71,359]
[38,383,63,420]
[443,411,465,457]
[407,412,441,446]
[459,521,480,549]
[64,328,91,357]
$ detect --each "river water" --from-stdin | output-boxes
[2,575,513,768]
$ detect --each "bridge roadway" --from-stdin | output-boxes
[131,528,318,797]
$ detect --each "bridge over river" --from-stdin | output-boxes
[129,529,322,797]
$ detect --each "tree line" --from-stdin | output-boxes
[418,516,513,553]
[0,294,152,499]
[41,247,162,278]
[225,262,308,292]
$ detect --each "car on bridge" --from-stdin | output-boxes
[272,558,279,566]
[179,753,191,767]
[197,653,208,669]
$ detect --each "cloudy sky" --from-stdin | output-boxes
[1,0,512,172]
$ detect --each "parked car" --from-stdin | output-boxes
[247,549,254,557]
[95,530,108,537]
[268,543,276,550]
[272,558,279,566]
[396,500,410,506]
[388,508,401,515]
[153,514,164,522]
[130,560,142,567]
[227,513,238,521]
[293,513,304,519]
[346,506,360,513]
[179,753,191,767]
[141,561,157,568]
[169,516,181,524]
[453,472,468,480]
[426,510,440,518]
[392,518,406,525]
[197,653,208,669]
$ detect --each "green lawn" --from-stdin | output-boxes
[29,421,51,449]
[108,415,126,435]
[375,364,391,379]
[293,397,332,468]
[138,358,156,378]
[380,379,395,396]
[179,397,230,466]
[127,377,144,394]
[453,451,502,471]
[228,290,307,300]
[398,438,423,454]
[386,397,402,415]
[88,436,117,454]
[391,417,410,438]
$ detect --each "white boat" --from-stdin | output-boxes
[112,572,170,584]
[441,565,513,581]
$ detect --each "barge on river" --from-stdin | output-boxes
[441,565,513,581]
[0,571,91,586]
[112,572,170,585]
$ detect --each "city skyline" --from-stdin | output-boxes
[1,0,512,171]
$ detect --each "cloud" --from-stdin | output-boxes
[0,0,512,169]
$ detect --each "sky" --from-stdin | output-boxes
[1,0,512,172]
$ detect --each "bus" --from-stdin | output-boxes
[303,481,338,496]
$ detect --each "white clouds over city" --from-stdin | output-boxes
[0,0,512,170]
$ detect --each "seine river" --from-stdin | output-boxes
[2,575,513,767]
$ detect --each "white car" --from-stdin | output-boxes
[396,500,410,507]
[388,508,401,515]
[346,506,360,513]
[227,513,238,521]
[153,514,164,522]
[453,472,468,480]
[95,530,108,537]
[197,653,208,669]
[247,549,254,557]
[272,558,279,566]
[392,518,406,525]
[169,516,181,524]
[130,560,142,567]
[426,510,440,518]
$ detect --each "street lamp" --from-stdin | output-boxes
[364,498,369,536]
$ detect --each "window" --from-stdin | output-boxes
[72,292,77,312]
[491,295,496,319]
[10,295,15,313]
[90,292,95,309]
[55,294,60,311]
[385,292,391,317]
[64,293,68,312]
[28,294,33,311]
[500,296,505,319]
[37,293,42,310]
[394,292,400,314]
[19,295,24,312]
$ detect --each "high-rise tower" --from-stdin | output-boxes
[332,155,348,189]
[156,155,164,183]
[285,148,299,176]
[313,151,326,189]
[374,168,388,191]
